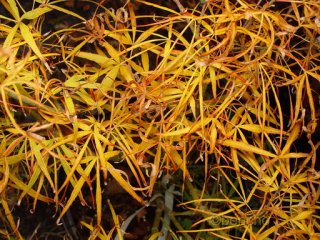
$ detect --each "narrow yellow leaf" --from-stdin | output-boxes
[96,161,102,225]
[63,90,76,116]
[160,127,191,137]
[103,30,132,45]
[64,75,85,88]
[0,157,9,194]
[149,232,163,240]
[257,219,288,240]
[21,7,52,20]
[209,125,217,153]
[169,149,192,181]
[73,51,115,67]
[280,121,301,156]
[120,64,135,83]
[0,196,23,239]
[17,166,43,203]
[102,42,120,63]
[220,139,277,158]
[30,140,55,191]
[127,58,145,74]
[272,206,290,220]
[59,145,90,204]
[189,96,196,118]
[201,20,214,34]
[257,226,277,240]
[6,0,20,20]
[292,76,305,127]
[76,90,96,106]
[238,124,286,135]
[209,67,217,99]
[19,22,51,72]
[58,136,92,193]
[280,152,309,159]
[3,24,19,47]
[103,151,122,161]
[108,200,124,240]
[77,122,91,131]
[65,38,91,61]
[9,173,52,202]
[106,162,144,204]
[48,4,86,21]
[57,158,96,224]
[141,52,149,72]
[94,126,107,180]
[292,210,313,221]
[0,154,25,165]
[99,66,119,93]
[189,118,213,133]
[135,0,178,14]
[291,220,308,232]
[128,2,136,41]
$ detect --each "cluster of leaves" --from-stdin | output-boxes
[0,0,319,239]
